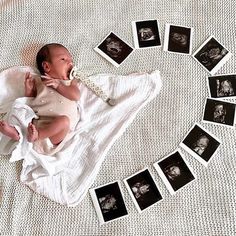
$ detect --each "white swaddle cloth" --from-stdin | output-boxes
[0,66,162,206]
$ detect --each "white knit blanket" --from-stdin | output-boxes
[0,66,162,206]
[1,1,236,235]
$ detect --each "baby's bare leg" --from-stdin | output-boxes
[0,120,20,141]
[27,116,70,145]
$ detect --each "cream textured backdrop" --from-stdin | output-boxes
[0,0,235,235]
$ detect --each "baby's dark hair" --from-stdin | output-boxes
[36,43,66,74]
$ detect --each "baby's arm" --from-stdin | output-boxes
[57,79,80,101]
[24,72,36,97]
[42,76,80,101]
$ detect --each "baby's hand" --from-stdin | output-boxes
[24,72,34,88]
[24,72,36,97]
[41,73,60,89]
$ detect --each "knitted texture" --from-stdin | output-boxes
[0,0,235,235]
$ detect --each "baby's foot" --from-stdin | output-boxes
[27,123,38,142]
[0,120,20,141]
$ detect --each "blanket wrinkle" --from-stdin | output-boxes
[0,66,162,206]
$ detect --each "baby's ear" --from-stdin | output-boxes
[42,61,50,73]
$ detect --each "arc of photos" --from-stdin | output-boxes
[70,66,116,106]
[88,31,234,222]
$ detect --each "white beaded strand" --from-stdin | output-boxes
[70,66,116,106]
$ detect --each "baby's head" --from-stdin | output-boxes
[165,165,181,180]
[36,43,73,80]
[219,80,234,96]
[138,27,155,41]
[196,135,209,150]
[171,32,188,46]
[213,104,226,122]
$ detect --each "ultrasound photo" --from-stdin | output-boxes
[208,74,236,98]
[154,150,196,195]
[94,32,134,67]
[164,24,193,54]
[124,168,162,213]
[180,123,221,166]
[203,98,236,127]
[90,181,128,225]
[132,19,161,48]
[193,36,231,75]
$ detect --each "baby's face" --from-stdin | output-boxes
[105,38,123,58]
[221,80,232,94]
[171,33,187,45]
[139,184,150,195]
[196,136,209,150]
[100,195,116,210]
[47,46,73,80]
[138,28,155,41]
[208,47,221,59]
[166,166,181,180]
[214,104,225,118]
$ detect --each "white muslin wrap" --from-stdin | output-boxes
[0,66,162,206]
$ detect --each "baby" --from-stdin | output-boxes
[0,43,80,145]
[131,182,150,199]
[213,104,226,123]
[217,79,235,97]
[192,135,209,156]
[164,165,181,181]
